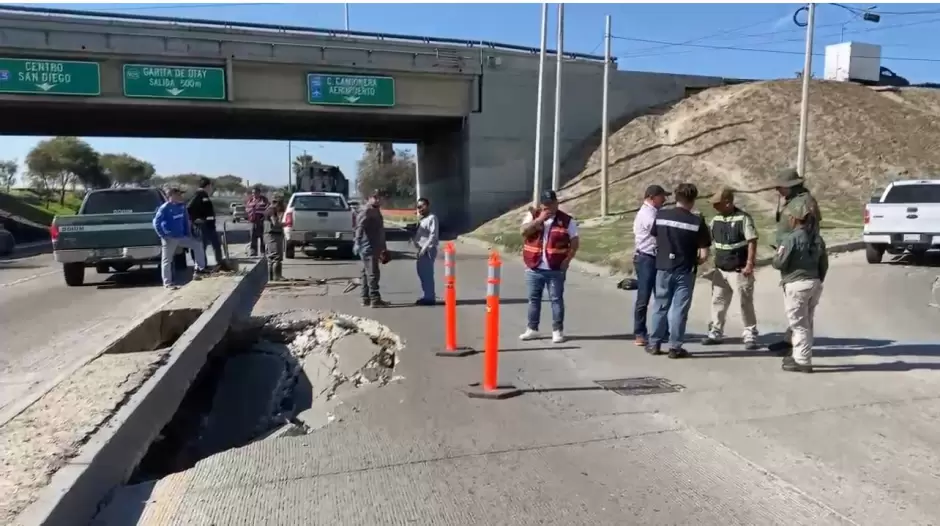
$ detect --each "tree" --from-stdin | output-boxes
[356,143,416,204]
[292,153,315,177]
[100,153,155,187]
[26,137,108,205]
[0,159,16,192]
[214,174,245,194]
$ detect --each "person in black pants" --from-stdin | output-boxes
[632,185,670,347]
[187,177,226,270]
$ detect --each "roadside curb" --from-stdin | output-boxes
[16,259,268,526]
[458,236,866,281]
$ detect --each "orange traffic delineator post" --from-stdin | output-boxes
[435,242,475,357]
[466,251,521,400]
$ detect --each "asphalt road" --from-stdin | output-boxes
[98,241,940,525]
[0,219,251,422]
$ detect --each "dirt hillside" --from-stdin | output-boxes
[471,79,940,271]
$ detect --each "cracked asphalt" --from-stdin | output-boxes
[94,241,940,526]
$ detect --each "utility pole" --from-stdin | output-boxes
[551,3,565,192]
[287,140,292,192]
[600,15,612,217]
[796,2,816,177]
[532,3,548,206]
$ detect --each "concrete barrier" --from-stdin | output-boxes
[14,259,268,526]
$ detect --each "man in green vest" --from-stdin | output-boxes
[768,168,822,354]
[702,188,760,350]
[772,199,829,373]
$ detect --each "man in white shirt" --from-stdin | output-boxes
[413,197,440,306]
[518,190,580,344]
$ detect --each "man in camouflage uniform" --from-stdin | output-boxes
[767,168,822,354]
[771,199,829,373]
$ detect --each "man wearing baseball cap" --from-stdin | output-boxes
[632,184,670,347]
[702,187,760,350]
[519,190,580,344]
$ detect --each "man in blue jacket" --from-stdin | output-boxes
[154,187,209,289]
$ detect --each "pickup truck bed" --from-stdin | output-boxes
[283,192,356,259]
[51,188,181,286]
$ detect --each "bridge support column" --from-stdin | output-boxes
[417,122,469,234]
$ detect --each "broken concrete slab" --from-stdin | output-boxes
[331,333,382,379]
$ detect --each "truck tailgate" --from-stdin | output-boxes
[292,210,353,234]
[53,213,159,251]
[867,204,940,235]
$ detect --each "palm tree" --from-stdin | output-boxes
[292,153,314,177]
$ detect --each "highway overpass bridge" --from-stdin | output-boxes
[0,5,729,230]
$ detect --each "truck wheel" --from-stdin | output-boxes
[63,263,85,286]
[865,243,884,264]
[95,263,110,274]
[285,244,295,259]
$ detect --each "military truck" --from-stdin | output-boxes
[295,163,350,198]
[50,187,177,286]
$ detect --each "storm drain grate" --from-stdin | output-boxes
[594,377,684,396]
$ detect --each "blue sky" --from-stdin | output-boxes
[3,2,939,188]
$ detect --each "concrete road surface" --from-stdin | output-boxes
[0,220,248,423]
[95,242,940,526]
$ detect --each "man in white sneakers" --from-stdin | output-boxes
[518,190,580,344]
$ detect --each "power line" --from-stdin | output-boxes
[623,13,790,55]
[832,3,940,16]
[617,15,940,60]
[611,35,940,63]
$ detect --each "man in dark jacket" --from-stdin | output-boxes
[187,177,226,270]
[354,191,389,307]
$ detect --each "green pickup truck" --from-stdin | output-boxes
[51,187,172,286]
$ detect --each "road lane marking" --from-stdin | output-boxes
[0,270,57,287]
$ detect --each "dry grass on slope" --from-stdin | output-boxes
[471,79,940,272]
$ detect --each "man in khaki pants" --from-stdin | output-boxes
[701,188,760,350]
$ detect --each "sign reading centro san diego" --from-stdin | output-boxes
[123,64,226,100]
[307,74,395,107]
[0,58,100,96]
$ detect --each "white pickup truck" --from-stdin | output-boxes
[863,179,940,264]
[283,191,356,259]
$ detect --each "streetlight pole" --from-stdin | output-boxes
[551,3,565,192]
[600,15,611,218]
[287,140,292,192]
[344,4,349,31]
[532,3,548,206]
[796,2,816,178]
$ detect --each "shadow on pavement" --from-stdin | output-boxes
[814,361,940,373]
[885,252,940,268]
[499,346,581,353]
[458,298,530,306]
[0,262,46,270]
[89,268,164,290]
[521,385,606,394]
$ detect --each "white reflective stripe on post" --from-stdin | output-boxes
[444,251,455,278]
[487,264,501,296]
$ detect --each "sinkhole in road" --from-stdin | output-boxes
[129,310,404,483]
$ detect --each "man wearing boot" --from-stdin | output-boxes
[354,191,389,308]
[264,195,287,281]
[771,200,828,373]
[767,168,822,355]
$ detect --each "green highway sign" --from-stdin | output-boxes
[123,64,226,100]
[0,58,100,96]
[307,73,395,107]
